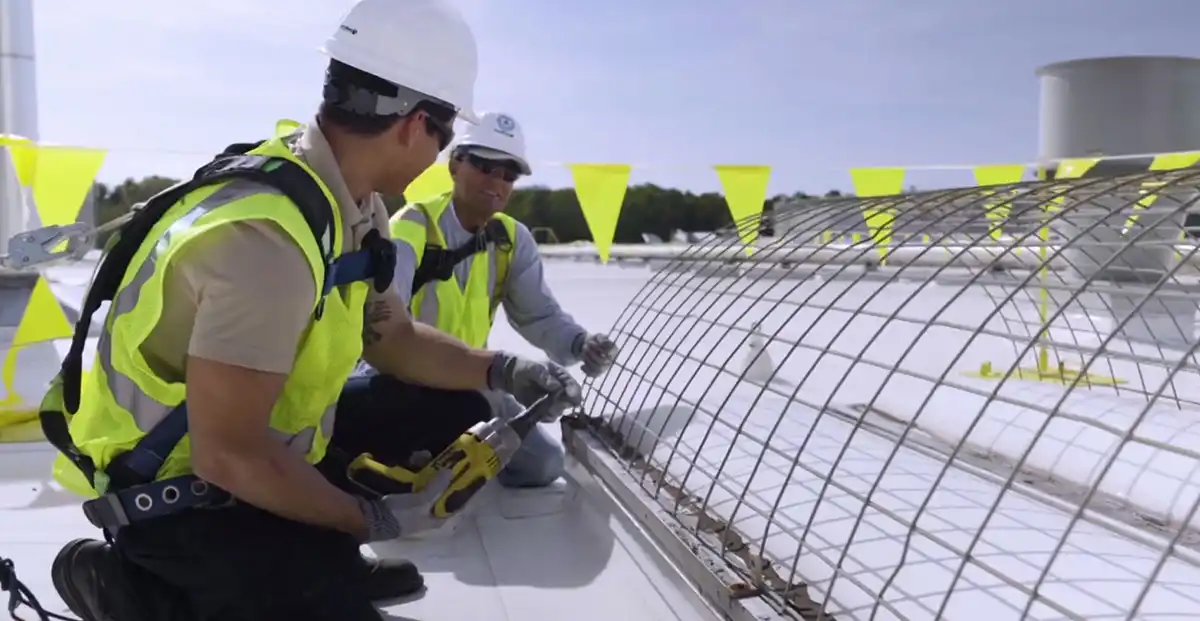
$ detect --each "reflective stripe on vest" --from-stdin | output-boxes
[94,181,335,455]
[389,194,517,349]
[63,129,366,484]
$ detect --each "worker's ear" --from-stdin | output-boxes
[394,112,425,148]
[448,156,460,179]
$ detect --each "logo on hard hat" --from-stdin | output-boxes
[494,114,516,137]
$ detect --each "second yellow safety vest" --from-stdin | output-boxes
[389,191,517,348]
[53,121,370,495]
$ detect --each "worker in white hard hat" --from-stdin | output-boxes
[378,111,618,491]
[37,1,582,620]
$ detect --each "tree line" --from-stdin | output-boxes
[91,176,850,247]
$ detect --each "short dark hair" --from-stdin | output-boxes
[317,60,403,136]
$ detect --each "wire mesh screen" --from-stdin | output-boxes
[578,169,1200,620]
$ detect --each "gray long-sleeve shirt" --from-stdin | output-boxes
[392,202,588,366]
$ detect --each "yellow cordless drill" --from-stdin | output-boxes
[346,393,554,518]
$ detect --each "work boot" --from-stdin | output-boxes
[362,554,424,602]
[51,539,144,621]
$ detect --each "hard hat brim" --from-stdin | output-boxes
[463,146,531,175]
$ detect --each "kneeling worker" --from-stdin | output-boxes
[42,1,581,619]
[386,111,619,488]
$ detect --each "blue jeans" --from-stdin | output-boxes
[350,366,565,488]
[496,418,565,488]
[475,389,565,488]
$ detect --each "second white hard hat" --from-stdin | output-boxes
[454,112,531,175]
[320,0,480,124]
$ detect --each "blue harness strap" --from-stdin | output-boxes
[324,229,396,297]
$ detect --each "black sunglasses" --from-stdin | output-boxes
[461,153,522,182]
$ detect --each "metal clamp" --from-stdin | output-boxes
[0,223,94,270]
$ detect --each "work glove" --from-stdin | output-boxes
[578,333,619,377]
[488,353,582,421]
[356,469,457,542]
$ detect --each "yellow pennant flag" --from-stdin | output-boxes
[973,164,1026,243]
[1054,157,1100,179]
[12,275,73,347]
[1149,151,1200,171]
[30,146,108,227]
[1,276,72,408]
[972,164,1027,187]
[850,168,905,263]
[860,209,897,262]
[849,167,906,198]
[569,163,631,264]
[3,138,38,187]
[713,165,771,250]
[405,161,453,203]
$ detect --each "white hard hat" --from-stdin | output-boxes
[320,0,480,124]
[454,112,531,175]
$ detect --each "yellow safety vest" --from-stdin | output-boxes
[389,191,517,348]
[52,123,369,496]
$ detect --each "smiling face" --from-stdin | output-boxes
[449,148,525,224]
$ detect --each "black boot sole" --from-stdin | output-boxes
[51,538,105,621]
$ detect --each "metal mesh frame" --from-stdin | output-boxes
[577,168,1200,620]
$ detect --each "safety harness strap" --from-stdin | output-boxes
[411,218,513,309]
[490,222,512,317]
[41,140,394,531]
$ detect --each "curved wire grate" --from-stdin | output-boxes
[579,168,1200,620]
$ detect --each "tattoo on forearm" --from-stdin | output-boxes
[362,300,393,346]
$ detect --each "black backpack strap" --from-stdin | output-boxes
[410,217,512,296]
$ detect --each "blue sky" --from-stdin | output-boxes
[32,0,1200,196]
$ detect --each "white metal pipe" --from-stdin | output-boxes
[0,0,37,251]
[1037,56,1200,165]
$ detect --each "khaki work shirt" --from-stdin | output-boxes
[139,120,392,379]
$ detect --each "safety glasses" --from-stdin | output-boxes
[463,153,521,182]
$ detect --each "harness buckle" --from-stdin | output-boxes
[362,229,396,293]
[484,219,512,251]
[82,494,130,532]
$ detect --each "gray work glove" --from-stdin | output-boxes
[578,333,619,377]
[488,353,582,421]
[356,469,457,542]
